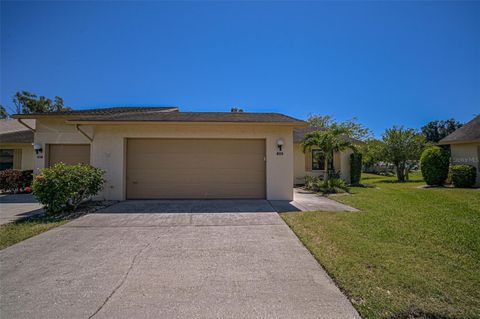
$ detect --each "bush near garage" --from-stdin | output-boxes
[449,165,477,188]
[420,146,450,186]
[32,163,105,214]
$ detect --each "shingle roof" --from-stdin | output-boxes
[12,107,305,125]
[293,127,361,144]
[0,130,34,144]
[0,119,35,133]
[68,111,305,125]
[12,106,178,118]
[439,115,480,144]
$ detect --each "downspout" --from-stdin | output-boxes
[75,124,94,142]
[17,119,36,132]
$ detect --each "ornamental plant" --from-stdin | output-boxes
[450,165,477,188]
[32,163,105,214]
[350,152,362,185]
[0,169,23,193]
[420,146,450,186]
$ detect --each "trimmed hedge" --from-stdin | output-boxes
[350,152,362,185]
[420,146,450,186]
[450,165,476,188]
[32,163,105,214]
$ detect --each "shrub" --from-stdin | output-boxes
[450,165,476,188]
[0,169,23,193]
[303,175,349,193]
[32,163,105,214]
[420,146,450,186]
[350,152,362,185]
[21,170,33,188]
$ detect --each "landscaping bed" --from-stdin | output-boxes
[281,172,480,319]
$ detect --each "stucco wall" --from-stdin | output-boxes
[293,143,352,185]
[450,143,480,186]
[33,120,295,200]
[0,143,34,170]
[33,119,93,172]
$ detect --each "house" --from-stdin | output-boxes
[10,107,357,200]
[439,115,480,186]
[11,107,308,200]
[293,127,356,185]
[0,119,35,171]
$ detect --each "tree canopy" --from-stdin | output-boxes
[421,119,463,143]
[307,114,372,141]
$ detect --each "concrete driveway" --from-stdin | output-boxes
[0,204,359,319]
[0,194,44,225]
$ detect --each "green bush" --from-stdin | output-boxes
[0,169,23,192]
[303,175,349,194]
[450,165,476,188]
[32,163,105,214]
[420,146,450,186]
[350,152,362,185]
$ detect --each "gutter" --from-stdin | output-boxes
[16,119,36,132]
[75,124,94,142]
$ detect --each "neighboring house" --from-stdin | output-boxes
[13,107,308,201]
[293,127,357,185]
[439,115,480,186]
[0,119,35,171]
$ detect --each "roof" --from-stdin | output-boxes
[0,130,33,144]
[12,106,178,118]
[293,127,361,144]
[439,115,480,144]
[67,111,305,125]
[0,119,35,134]
[12,107,305,126]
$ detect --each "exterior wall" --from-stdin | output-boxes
[0,143,34,170]
[293,143,352,185]
[32,120,295,200]
[33,119,93,172]
[450,143,480,186]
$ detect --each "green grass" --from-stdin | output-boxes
[0,215,69,250]
[282,172,480,319]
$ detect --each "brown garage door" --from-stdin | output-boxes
[126,139,266,199]
[48,144,90,166]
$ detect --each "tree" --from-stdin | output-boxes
[359,139,385,169]
[301,127,354,184]
[230,107,244,112]
[0,105,8,119]
[12,91,71,114]
[421,119,463,143]
[307,114,372,141]
[382,126,425,182]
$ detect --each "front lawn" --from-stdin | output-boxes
[282,172,480,319]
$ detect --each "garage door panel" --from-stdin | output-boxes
[48,144,90,166]
[127,139,266,199]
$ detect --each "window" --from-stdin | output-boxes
[0,149,14,170]
[312,150,333,171]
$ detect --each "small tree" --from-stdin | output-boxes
[420,146,450,186]
[359,139,385,171]
[301,128,353,184]
[382,126,425,182]
[307,114,372,141]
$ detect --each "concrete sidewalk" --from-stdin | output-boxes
[0,211,360,319]
[0,194,44,225]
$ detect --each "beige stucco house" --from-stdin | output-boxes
[8,106,357,200]
[439,115,480,186]
[0,119,35,171]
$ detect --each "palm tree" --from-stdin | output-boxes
[301,127,354,184]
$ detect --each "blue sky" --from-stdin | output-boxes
[1,1,479,136]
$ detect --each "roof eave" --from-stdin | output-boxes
[438,138,480,145]
[66,120,308,127]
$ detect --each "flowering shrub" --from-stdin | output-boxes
[32,163,105,214]
[0,169,23,193]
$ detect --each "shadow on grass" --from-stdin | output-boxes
[376,179,424,184]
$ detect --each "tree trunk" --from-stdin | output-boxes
[396,162,405,182]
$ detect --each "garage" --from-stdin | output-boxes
[126,138,266,199]
[48,144,91,166]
